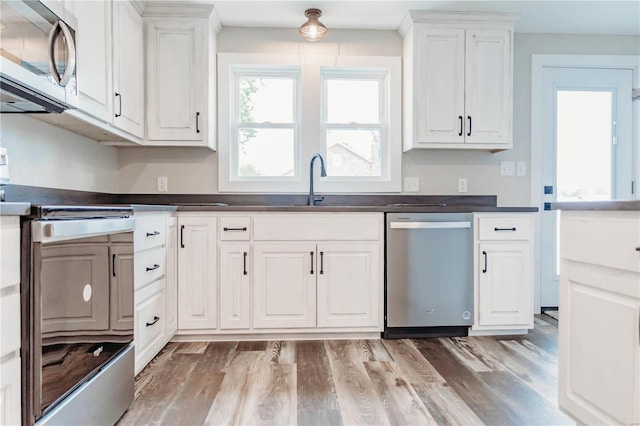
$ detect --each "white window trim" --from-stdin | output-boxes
[218,53,402,193]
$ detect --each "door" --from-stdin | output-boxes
[110,244,134,331]
[465,29,511,145]
[74,0,112,121]
[177,217,217,330]
[478,242,532,327]
[253,243,316,328]
[146,19,203,141]
[415,27,465,144]
[219,244,251,329]
[316,243,380,328]
[540,67,633,307]
[112,0,144,138]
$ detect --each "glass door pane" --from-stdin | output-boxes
[556,90,613,201]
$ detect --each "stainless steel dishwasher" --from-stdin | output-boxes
[385,212,473,338]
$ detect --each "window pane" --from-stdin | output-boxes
[326,79,379,124]
[326,129,381,177]
[556,90,612,201]
[239,78,294,123]
[238,128,294,177]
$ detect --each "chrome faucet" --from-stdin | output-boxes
[308,154,327,206]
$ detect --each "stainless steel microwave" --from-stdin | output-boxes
[0,0,79,113]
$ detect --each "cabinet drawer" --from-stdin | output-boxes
[135,280,166,367]
[561,211,640,273]
[0,292,20,357]
[478,216,532,241]
[219,217,251,241]
[253,214,381,241]
[0,217,20,290]
[135,216,166,251]
[135,247,166,290]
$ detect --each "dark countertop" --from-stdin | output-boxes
[552,200,640,211]
[177,204,538,213]
[0,202,31,216]
[132,204,178,213]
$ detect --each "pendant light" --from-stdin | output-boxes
[298,8,328,42]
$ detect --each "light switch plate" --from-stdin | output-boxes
[157,176,168,192]
[500,161,515,176]
[516,161,527,177]
[458,178,468,193]
[404,177,419,192]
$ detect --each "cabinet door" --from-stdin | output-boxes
[146,19,203,141]
[112,0,144,138]
[39,244,110,333]
[415,27,465,144]
[73,0,112,122]
[177,217,217,330]
[478,243,532,327]
[219,244,251,330]
[165,218,178,337]
[0,357,21,426]
[464,29,511,145]
[253,244,316,328]
[110,244,134,331]
[559,263,640,425]
[316,243,380,328]
[134,279,166,374]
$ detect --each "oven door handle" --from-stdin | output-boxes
[32,217,135,243]
[390,221,471,229]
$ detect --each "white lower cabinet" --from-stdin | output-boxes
[252,243,317,329]
[0,216,21,426]
[177,216,218,330]
[219,244,251,329]
[317,243,380,328]
[133,211,176,374]
[559,210,640,425]
[472,213,534,333]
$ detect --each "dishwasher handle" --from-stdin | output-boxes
[390,221,471,229]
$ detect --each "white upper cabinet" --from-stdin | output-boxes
[143,4,218,149]
[401,12,517,151]
[112,0,144,139]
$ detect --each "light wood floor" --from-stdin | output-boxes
[119,315,573,425]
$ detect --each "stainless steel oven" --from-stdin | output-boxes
[22,205,135,425]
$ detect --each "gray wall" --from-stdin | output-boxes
[117,28,639,206]
[0,115,118,193]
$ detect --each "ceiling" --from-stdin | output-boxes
[210,1,640,35]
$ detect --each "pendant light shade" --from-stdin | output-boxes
[298,8,328,42]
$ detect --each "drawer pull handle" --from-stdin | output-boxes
[482,251,488,273]
[146,231,160,237]
[146,316,160,327]
[112,253,116,277]
[243,251,248,275]
[146,264,160,272]
[310,251,314,275]
[494,227,517,232]
[180,225,185,248]
[223,227,247,232]
[320,251,324,274]
[636,247,640,252]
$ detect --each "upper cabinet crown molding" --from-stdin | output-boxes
[142,1,222,32]
[398,11,519,36]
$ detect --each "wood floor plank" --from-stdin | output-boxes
[413,338,523,425]
[279,341,296,364]
[364,361,437,425]
[161,342,238,425]
[236,340,268,351]
[368,339,393,362]
[296,341,342,426]
[267,341,283,364]
[324,340,390,426]
[439,337,500,372]
[133,342,178,400]
[503,339,558,378]
[382,339,483,426]
[175,341,209,354]
[248,362,296,425]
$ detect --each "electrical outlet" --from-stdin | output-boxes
[157,176,168,192]
[404,177,419,192]
[500,161,515,176]
[516,161,527,177]
[458,178,468,193]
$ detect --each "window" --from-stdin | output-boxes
[218,53,401,193]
